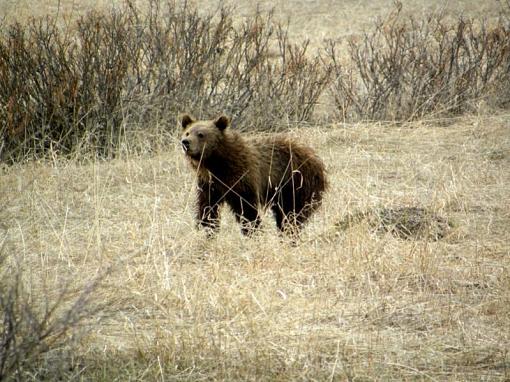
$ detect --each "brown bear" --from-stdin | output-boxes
[180,113,327,236]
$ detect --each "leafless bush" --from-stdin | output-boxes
[0,12,133,161]
[0,252,106,380]
[0,0,330,162]
[121,2,330,129]
[326,2,510,121]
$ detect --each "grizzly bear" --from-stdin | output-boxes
[180,114,327,236]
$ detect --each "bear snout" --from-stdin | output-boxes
[181,139,190,152]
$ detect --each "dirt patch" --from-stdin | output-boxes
[336,206,453,240]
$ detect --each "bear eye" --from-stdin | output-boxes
[197,132,204,139]
[185,132,189,136]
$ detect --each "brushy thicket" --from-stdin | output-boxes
[326,2,510,122]
[0,0,330,162]
[0,0,509,161]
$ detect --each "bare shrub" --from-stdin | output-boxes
[0,252,106,380]
[326,2,510,121]
[0,0,330,162]
[121,2,330,130]
[0,13,132,161]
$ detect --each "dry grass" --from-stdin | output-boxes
[1,114,509,380]
[1,0,503,46]
[1,0,509,379]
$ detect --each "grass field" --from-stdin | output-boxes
[1,0,509,380]
[1,0,504,44]
[2,115,509,380]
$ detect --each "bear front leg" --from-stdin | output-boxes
[228,194,261,236]
[197,183,222,234]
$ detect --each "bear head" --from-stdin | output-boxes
[180,114,230,160]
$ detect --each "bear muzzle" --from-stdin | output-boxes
[181,139,190,152]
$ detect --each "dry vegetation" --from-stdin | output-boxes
[0,0,332,161]
[326,3,510,121]
[2,115,509,380]
[1,0,510,380]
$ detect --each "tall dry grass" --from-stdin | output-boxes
[1,114,509,380]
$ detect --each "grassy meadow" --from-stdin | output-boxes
[1,0,509,380]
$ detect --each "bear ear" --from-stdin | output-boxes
[180,113,195,129]
[214,115,230,131]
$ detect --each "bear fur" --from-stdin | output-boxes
[180,114,327,236]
